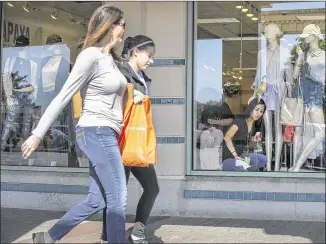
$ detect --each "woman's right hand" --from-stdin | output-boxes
[21,135,41,159]
[133,90,145,104]
[234,156,244,161]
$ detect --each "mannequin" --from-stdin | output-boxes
[35,34,71,156]
[40,34,70,108]
[1,35,37,151]
[289,24,325,172]
[250,24,292,171]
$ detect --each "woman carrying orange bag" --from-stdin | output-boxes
[100,35,158,244]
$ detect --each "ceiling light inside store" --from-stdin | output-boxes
[22,2,31,12]
[51,9,59,20]
[198,18,240,24]
[252,16,258,21]
[7,2,14,7]
[242,6,249,12]
[296,15,325,21]
[236,2,243,9]
[246,5,254,17]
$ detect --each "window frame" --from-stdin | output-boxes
[185,1,325,179]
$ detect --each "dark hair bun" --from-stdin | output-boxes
[122,36,134,56]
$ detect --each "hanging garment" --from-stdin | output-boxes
[42,55,62,92]
[3,52,38,106]
[199,127,224,170]
[252,46,293,111]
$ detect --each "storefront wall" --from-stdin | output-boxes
[1,2,325,222]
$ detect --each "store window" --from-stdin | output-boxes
[193,2,325,173]
[1,1,102,167]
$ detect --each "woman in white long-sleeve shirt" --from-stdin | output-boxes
[21,5,128,244]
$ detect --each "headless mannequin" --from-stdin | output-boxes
[37,42,71,154]
[250,24,292,171]
[1,44,37,152]
[289,32,325,172]
[41,44,67,108]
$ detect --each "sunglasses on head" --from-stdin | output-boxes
[114,20,126,29]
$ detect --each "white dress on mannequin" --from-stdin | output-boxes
[252,46,292,111]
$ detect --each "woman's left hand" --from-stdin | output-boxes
[207,119,216,125]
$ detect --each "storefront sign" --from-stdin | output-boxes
[3,21,30,47]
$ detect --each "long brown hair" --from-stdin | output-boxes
[82,5,123,61]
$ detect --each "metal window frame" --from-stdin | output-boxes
[185,1,325,179]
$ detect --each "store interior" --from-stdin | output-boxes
[193,1,325,172]
[1,1,102,167]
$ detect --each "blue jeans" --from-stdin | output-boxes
[48,127,127,243]
[222,153,267,172]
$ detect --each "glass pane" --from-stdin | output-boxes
[193,1,326,173]
[1,1,102,167]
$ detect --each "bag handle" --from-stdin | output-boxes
[127,83,134,101]
[282,74,303,104]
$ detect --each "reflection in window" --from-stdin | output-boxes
[1,1,102,167]
[193,1,325,173]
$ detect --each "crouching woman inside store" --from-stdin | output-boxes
[222,98,267,172]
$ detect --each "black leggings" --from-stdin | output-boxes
[101,164,159,240]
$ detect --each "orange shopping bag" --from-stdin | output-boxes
[119,84,157,167]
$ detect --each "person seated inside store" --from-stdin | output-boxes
[222,98,267,172]
[197,89,235,150]
[206,85,235,134]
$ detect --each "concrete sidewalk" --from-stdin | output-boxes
[1,208,325,243]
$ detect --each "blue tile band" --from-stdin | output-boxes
[157,137,185,144]
[183,190,325,203]
[151,59,185,67]
[2,182,324,203]
[150,98,185,105]
[1,182,88,195]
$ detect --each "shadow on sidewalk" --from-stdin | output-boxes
[144,216,325,243]
[1,208,167,244]
[1,208,325,243]
[1,208,64,244]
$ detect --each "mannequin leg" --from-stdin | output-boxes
[264,111,273,171]
[1,106,21,151]
[292,126,303,166]
[21,105,34,140]
[274,110,284,171]
[290,108,325,172]
[1,125,13,151]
